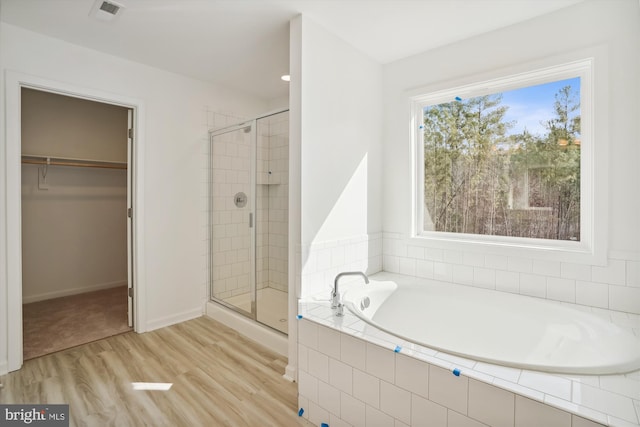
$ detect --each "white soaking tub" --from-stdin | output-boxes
[342,273,640,375]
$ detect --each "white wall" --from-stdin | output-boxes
[21,165,128,302]
[381,1,640,313]
[0,22,268,372]
[297,16,384,298]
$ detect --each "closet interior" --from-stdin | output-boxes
[20,88,132,360]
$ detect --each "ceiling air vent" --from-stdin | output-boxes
[99,1,120,15]
[89,0,125,22]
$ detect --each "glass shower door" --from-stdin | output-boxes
[210,122,255,316]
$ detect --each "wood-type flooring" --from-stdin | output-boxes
[23,286,132,360]
[1,317,312,427]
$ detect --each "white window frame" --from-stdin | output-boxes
[411,58,602,263]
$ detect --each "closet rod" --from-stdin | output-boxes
[21,155,127,170]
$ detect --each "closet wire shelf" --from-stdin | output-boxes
[21,154,127,170]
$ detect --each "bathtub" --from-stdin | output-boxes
[342,273,640,375]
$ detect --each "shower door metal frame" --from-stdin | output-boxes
[209,120,257,320]
[208,108,288,323]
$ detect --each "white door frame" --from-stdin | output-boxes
[4,71,147,372]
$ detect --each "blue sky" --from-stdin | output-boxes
[500,77,580,137]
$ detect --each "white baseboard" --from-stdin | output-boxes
[145,307,204,332]
[22,280,128,304]
[205,301,288,357]
[284,363,296,382]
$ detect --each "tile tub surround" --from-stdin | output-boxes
[382,233,640,315]
[297,293,640,426]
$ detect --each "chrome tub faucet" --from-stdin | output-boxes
[332,271,369,316]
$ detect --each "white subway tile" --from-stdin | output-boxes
[576,281,609,309]
[329,358,353,394]
[425,248,444,262]
[416,259,435,279]
[508,257,533,273]
[366,343,395,383]
[298,395,309,420]
[299,370,319,402]
[366,404,395,427]
[561,262,591,281]
[407,245,425,260]
[452,264,474,285]
[473,267,496,289]
[331,246,346,268]
[518,371,571,401]
[445,250,464,264]
[468,379,515,427]
[340,392,366,427]
[496,270,520,294]
[572,383,638,423]
[448,410,488,427]
[353,369,380,408]
[308,400,331,427]
[299,320,319,350]
[627,260,640,287]
[380,381,411,425]
[434,262,454,282]
[599,374,640,400]
[592,259,626,286]
[298,344,309,372]
[515,396,570,427]
[308,349,330,383]
[546,277,576,303]
[519,273,546,298]
[532,259,561,277]
[485,254,508,270]
[412,394,447,426]
[341,333,367,370]
[543,396,608,426]
[609,285,640,314]
[395,353,429,398]
[399,258,417,277]
[384,255,400,274]
[318,380,341,416]
[429,365,469,415]
[463,252,485,267]
[318,326,341,360]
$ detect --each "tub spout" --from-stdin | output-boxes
[332,271,369,316]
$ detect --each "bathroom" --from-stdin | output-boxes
[0,1,638,427]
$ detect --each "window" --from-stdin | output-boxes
[413,60,593,251]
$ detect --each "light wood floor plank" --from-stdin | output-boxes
[0,316,312,427]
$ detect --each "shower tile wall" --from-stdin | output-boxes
[266,112,289,293]
[207,110,288,302]
[210,118,251,300]
[257,112,289,293]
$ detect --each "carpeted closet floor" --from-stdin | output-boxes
[22,286,132,360]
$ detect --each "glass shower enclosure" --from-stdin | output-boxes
[209,110,289,334]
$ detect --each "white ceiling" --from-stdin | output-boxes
[0,0,583,101]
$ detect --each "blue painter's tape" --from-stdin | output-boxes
[296,314,303,319]
[455,96,462,101]
[298,408,304,417]
[394,345,402,353]
[452,368,461,376]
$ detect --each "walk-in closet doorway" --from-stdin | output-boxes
[4,72,146,372]
[20,88,133,360]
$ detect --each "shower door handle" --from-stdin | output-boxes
[249,213,253,228]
